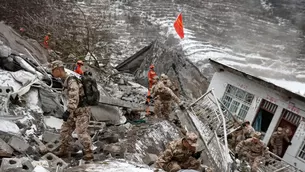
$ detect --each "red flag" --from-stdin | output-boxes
[173,13,184,39]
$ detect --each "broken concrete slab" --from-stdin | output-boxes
[0,119,21,136]
[43,116,63,130]
[8,136,29,153]
[32,135,47,154]
[91,105,122,125]
[42,130,60,143]
[0,138,13,157]
[0,158,23,172]
[143,153,158,166]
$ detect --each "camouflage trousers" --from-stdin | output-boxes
[154,99,172,120]
[272,145,283,156]
[162,157,200,172]
[60,107,92,152]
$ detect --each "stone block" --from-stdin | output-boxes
[8,136,29,153]
[0,138,13,157]
[0,158,22,172]
[20,157,34,172]
[41,153,68,169]
[143,153,158,166]
[42,131,60,143]
[45,140,60,152]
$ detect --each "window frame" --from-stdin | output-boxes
[297,139,305,162]
[221,84,254,120]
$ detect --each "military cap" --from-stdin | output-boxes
[186,132,198,147]
[51,60,64,70]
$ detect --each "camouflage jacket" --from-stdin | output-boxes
[243,126,255,138]
[236,138,268,157]
[163,79,178,92]
[156,139,196,167]
[270,132,290,146]
[151,81,180,103]
[63,75,85,113]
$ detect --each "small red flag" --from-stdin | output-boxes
[173,13,184,39]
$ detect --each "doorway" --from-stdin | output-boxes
[271,109,300,157]
[252,99,278,139]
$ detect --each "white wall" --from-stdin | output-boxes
[208,70,305,169]
[283,121,305,171]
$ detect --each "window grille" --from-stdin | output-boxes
[221,84,254,120]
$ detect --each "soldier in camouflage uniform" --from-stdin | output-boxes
[236,121,255,144]
[155,132,201,172]
[51,60,93,160]
[160,74,179,96]
[235,132,269,172]
[270,127,291,156]
[151,76,184,119]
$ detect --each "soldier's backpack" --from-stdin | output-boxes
[67,71,100,106]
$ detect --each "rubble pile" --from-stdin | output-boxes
[0,25,187,172]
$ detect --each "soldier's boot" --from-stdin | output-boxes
[83,149,94,161]
[54,146,70,158]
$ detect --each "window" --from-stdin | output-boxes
[221,84,254,120]
[298,140,305,161]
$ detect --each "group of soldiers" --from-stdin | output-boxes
[228,120,292,172]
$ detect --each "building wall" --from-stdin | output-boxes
[208,70,305,170]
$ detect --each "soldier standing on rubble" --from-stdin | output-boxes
[160,73,179,96]
[50,60,93,160]
[155,132,201,172]
[270,127,291,156]
[151,75,184,119]
[235,132,269,172]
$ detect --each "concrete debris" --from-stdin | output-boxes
[0,138,13,157]
[8,136,30,153]
[32,135,48,154]
[41,153,68,170]
[0,158,23,172]
[20,157,35,172]
[43,116,63,130]
[42,130,61,143]
[103,144,126,158]
[0,119,21,136]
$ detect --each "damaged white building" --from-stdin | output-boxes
[209,59,305,171]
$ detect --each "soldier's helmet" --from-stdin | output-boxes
[161,73,169,81]
[185,132,198,147]
[51,60,64,71]
[251,132,261,139]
